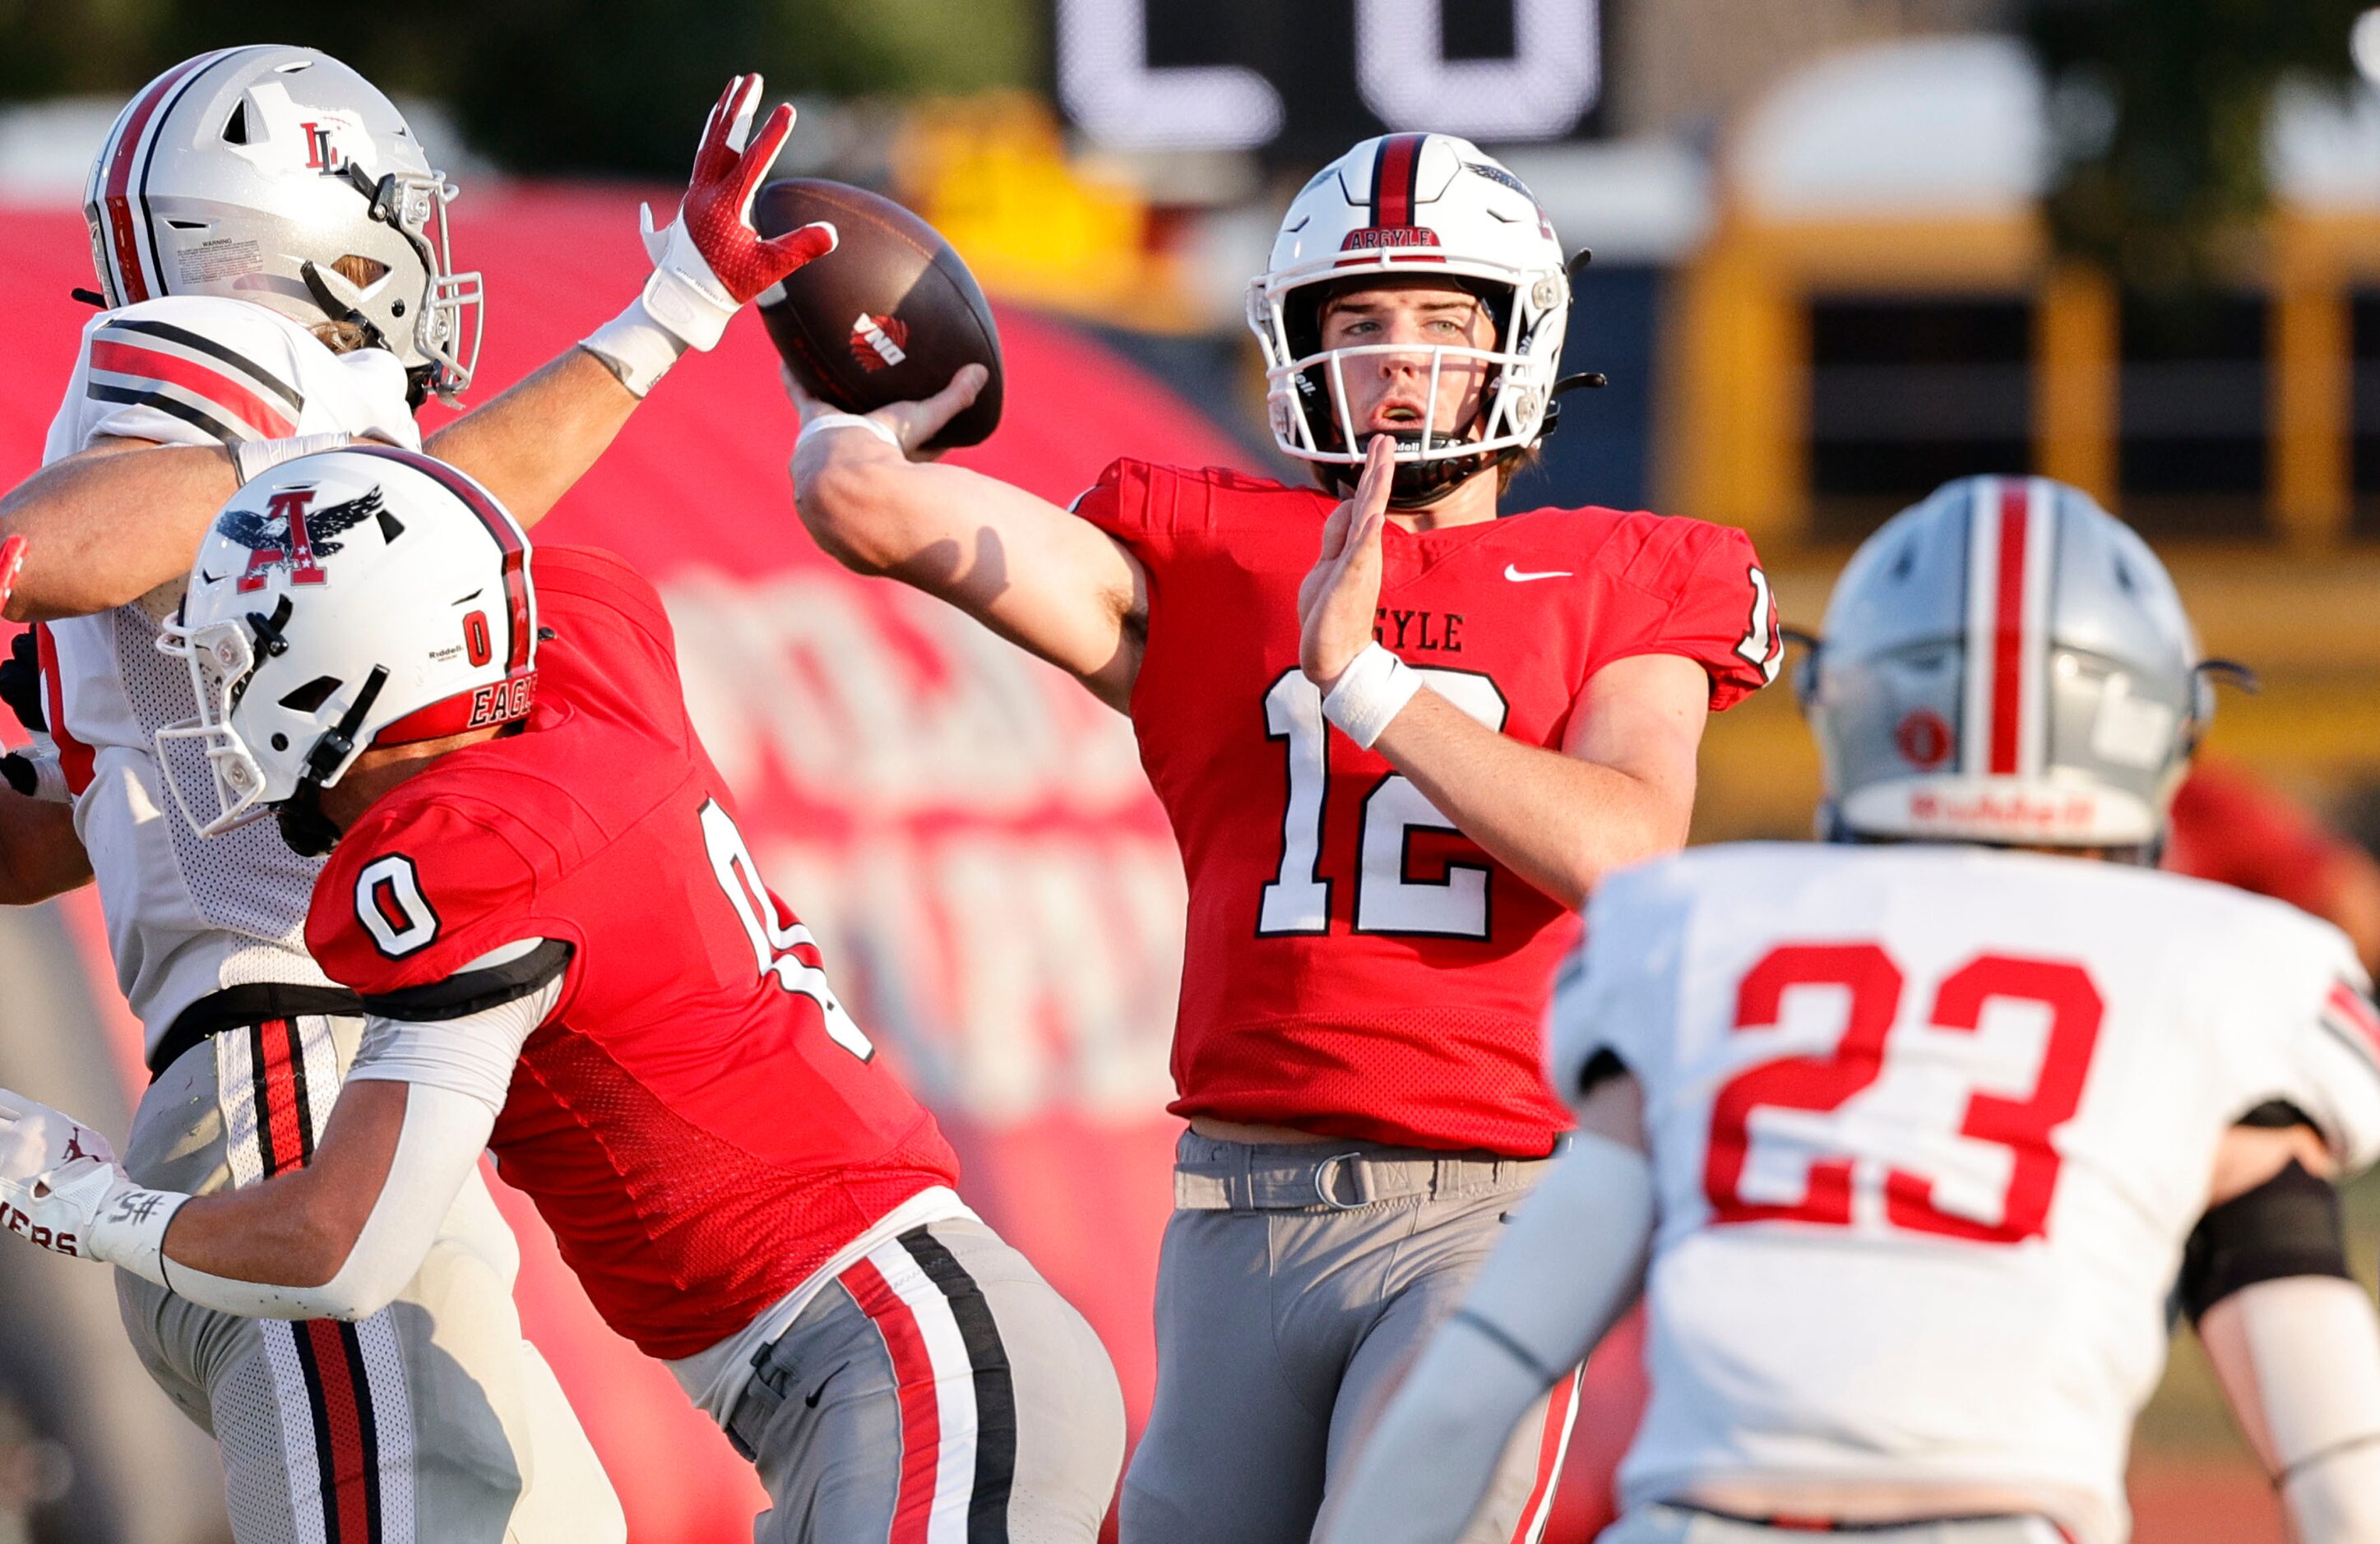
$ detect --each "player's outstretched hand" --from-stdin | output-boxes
[635,75,839,353]
[0,1087,125,1260]
[1299,435,1396,691]
[784,363,988,466]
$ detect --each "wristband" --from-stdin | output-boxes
[84,1180,186,1286]
[581,297,695,400]
[800,413,902,451]
[1322,643,1422,750]
[231,432,352,488]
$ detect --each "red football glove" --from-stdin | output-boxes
[635,75,838,351]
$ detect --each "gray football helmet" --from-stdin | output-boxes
[84,45,482,402]
[1799,475,2211,853]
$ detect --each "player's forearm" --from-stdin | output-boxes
[1373,689,1693,909]
[0,794,91,904]
[0,442,235,621]
[793,435,1144,710]
[2202,1277,2380,1541]
[148,1079,485,1320]
[424,348,638,530]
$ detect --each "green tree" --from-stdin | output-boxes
[2026,0,2366,289]
[0,0,1040,177]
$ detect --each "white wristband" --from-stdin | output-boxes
[801,413,901,451]
[1322,643,1423,750]
[86,1181,186,1285]
[581,296,694,399]
[231,432,351,487]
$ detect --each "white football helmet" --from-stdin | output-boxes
[156,447,536,848]
[1246,132,1571,506]
[1800,475,2214,854]
[86,45,483,401]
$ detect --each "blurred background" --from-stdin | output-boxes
[5,0,2380,1539]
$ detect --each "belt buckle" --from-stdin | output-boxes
[1311,1150,1368,1210]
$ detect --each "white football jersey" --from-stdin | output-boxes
[1550,842,2380,1544]
[39,294,420,1052]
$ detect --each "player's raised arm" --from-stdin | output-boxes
[786,367,1151,712]
[1298,437,1730,909]
[430,75,836,528]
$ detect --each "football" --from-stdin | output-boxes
[753,178,1004,451]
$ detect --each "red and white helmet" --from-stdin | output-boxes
[155,447,535,844]
[86,45,483,402]
[1799,476,2213,854]
[1246,132,1570,506]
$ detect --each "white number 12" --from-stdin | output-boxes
[1257,668,1508,939]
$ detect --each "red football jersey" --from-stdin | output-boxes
[308,547,958,1360]
[1076,460,1778,1155]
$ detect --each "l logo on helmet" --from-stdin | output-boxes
[216,485,387,593]
[849,313,908,372]
[300,122,345,173]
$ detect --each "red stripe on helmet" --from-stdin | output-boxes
[1989,479,2030,776]
[345,446,533,673]
[1370,132,1428,230]
[97,53,219,303]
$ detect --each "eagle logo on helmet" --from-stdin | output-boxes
[215,484,392,592]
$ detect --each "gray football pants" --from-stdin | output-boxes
[116,1014,623,1544]
[1121,1132,1581,1544]
[726,1215,1127,1543]
[1599,1506,2079,1544]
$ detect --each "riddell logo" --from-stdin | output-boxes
[1908,789,2099,831]
[849,313,908,372]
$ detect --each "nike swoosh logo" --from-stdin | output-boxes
[1503,565,1572,583]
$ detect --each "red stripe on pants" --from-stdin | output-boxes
[843,1256,942,1544]
[255,1019,308,1177]
[303,1320,376,1544]
[30,626,95,795]
[1508,1366,1581,1543]
[1989,481,2030,775]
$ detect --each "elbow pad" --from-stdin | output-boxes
[157,1084,496,1321]
[2178,1158,2350,1324]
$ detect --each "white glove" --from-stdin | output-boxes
[0,1089,178,1271]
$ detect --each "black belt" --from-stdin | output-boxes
[147,984,363,1079]
[1674,1505,2064,1535]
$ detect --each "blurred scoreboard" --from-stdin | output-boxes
[1051,0,1608,161]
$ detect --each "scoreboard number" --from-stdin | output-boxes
[1055,0,1601,153]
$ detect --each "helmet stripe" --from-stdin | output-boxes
[2014,478,2058,779]
[1369,132,1428,229]
[97,50,225,303]
[1987,478,2030,776]
[344,446,534,674]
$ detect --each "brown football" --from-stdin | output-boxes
[753,179,1003,451]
